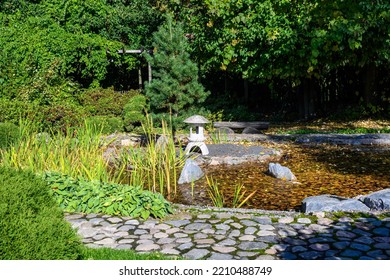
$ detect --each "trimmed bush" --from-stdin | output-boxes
[86,116,124,134]
[0,122,20,149]
[0,168,83,260]
[123,94,147,132]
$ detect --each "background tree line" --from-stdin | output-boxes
[0,0,389,133]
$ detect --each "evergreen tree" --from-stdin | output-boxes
[144,16,209,124]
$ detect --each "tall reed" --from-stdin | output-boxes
[119,114,186,199]
[0,120,119,183]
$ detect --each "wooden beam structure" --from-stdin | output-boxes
[117,49,152,88]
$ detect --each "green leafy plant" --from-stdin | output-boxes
[44,172,173,219]
[0,167,83,260]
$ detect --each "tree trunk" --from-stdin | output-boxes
[363,63,376,104]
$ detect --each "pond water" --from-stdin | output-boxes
[172,144,390,211]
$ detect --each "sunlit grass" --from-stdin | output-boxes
[82,247,183,260]
[0,120,120,183]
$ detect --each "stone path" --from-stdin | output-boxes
[66,207,390,260]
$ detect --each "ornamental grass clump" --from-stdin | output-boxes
[120,114,186,200]
[0,120,121,183]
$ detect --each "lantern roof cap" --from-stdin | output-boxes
[183,115,209,124]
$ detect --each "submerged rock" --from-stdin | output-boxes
[242,127,262,134]
[302,195,370,214]
[178,159,204,184]
[358,189,390,210]
[268,163,297,181]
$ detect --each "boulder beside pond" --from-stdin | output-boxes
[302,195,370,214]
[268,163,297,181]
[178,159,204,184]
[357,188,390,211]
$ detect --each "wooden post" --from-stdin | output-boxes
[138,67,142,90]
[148,62,152,84]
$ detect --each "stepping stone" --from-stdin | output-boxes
[183,249,210,260]
[333,241,350,250]
[310,243,330,251]
[253,216,272,225]
[135,244,160,252]
[354,236,374,245]
[299,251,323,260]
[208,253,234,260]
[245,227,257,234]
[107,217,123,224]
[340,249,362,258]
[336,230,356,239]
[238,242,268,251]
[292,246,308,253]
[350,242,371,252]
[177,243,194,251]
[154,232,169,239]
[279,252,298,260]
[256,255,276,260]
[157,238,176,244]
[278,217,294,224]
[185,223,212,231]
[373,227,390,237]
[241,220,258,227]
[125,220,140,226]
[161,248,181,255]
[217,239,236,246]
[165,220,191,227]
[212,246,236,253]
[297,218,312,224]
[95,238,115,245]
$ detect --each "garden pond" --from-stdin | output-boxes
[172,143,390,211]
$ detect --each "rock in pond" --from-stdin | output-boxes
[178,159,204,184]
[268,163,297,181]
[358,189,390,211]
[302,195,370,214]
[242,127,262,134]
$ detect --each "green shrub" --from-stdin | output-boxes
[86,116,124,134]
[41,103,86,134]
[44,172,173,219]
[0,122,20,149]
[123,94,147,132]
[0,168,83,260]
[80,87,140,117]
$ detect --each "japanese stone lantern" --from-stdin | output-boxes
[183,115,209,155]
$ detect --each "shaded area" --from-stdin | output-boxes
[273,213,390,260]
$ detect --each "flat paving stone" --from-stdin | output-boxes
[238,241,268,251]
[184,223,212,231]
[298,251,323,260]
[208,253,234,260]
[297,218,312,224]
[373,227,390,236]
[350,242,371,252]
[340,249,362,258]
[183,249,210,260]
[253,217,272,224]
[136,244,160,252]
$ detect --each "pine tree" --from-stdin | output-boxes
[144,16,209,124]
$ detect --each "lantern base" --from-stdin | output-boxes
[184,141,209,156]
